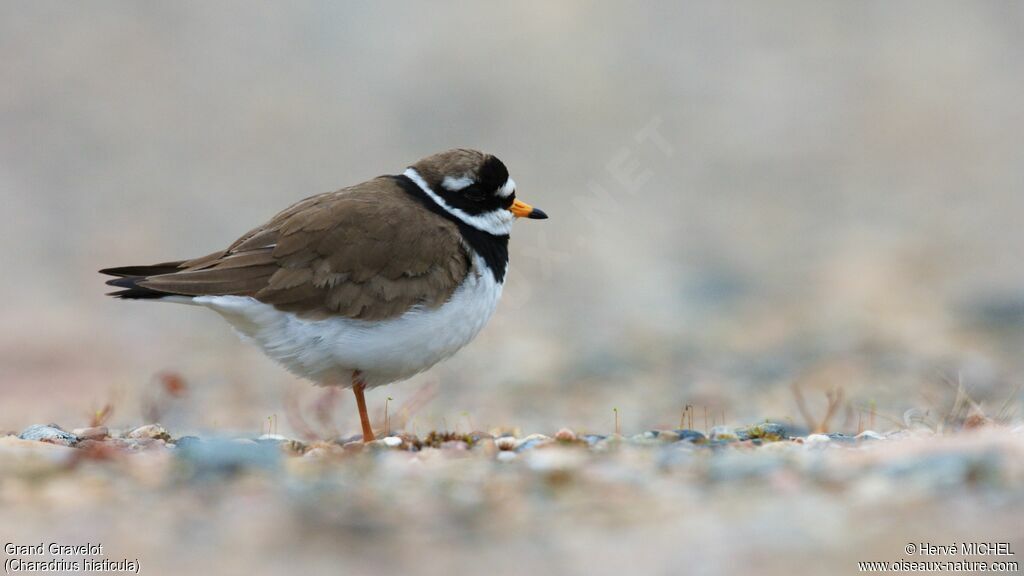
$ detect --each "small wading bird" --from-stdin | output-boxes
[101,149,547,441]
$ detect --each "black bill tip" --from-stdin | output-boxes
[528,208,549,220]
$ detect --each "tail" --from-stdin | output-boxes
[99,262,185,300]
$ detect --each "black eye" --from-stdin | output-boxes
[463,186,488,202]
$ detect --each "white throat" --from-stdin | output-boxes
[404,168,514,236]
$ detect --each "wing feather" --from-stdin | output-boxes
[110,177,470,321]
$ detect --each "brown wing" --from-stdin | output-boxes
[122,177,471,321]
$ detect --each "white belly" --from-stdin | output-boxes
[192,254,503,388]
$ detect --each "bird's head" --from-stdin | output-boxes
[404,149,547,235]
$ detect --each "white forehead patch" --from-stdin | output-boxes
[498,177,516,198]
[442,175,474,192]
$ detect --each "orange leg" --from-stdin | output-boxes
[352,372,375,442]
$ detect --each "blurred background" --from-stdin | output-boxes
[2,1,1023,436]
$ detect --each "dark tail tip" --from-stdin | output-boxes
[104,276,168,299]
[101,262,187,299]
[100,264,182,278]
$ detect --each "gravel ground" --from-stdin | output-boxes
[2,423,1022,576]
[4,5,1024,575]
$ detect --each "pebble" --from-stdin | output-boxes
[674,429,706,443]
[632,430,678,443]
[826,433,856,444]
[495,436,517,451]
[382,436,403,448]
[856,430,885,441]
[126,437,164,451]
[708,426,738,442]
[759,439,798,453]
[440,440,469,451]
[630,432,656,443]
[515,439,549,452]
[19,424,78,446]
[515,434,552,452]
[653,430,680,442]
[581,434,607,446]
[738,422,788,442]
[554,428,577,442]
[128,424,171,441]
[804,434,832,444]
[72,426,109,441]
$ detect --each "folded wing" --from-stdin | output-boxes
[101,177,471,321]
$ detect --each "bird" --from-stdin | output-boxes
[100,149,547,442]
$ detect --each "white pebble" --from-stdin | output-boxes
[128,424,170,441]
[495,436,517,451]
[72,426,109,440]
